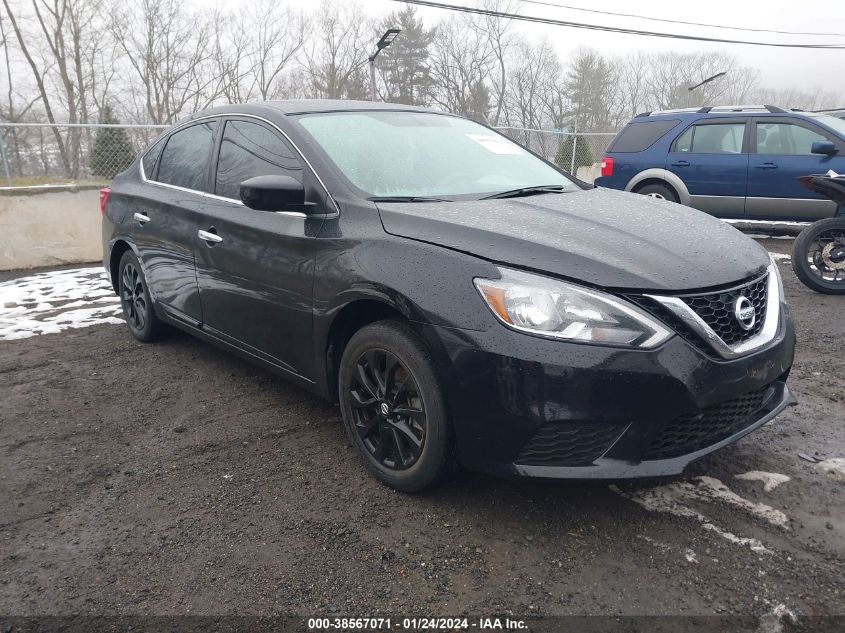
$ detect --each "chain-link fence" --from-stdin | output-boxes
[0,122,617,188]
[495,127,616,183]
[0,123,166,188]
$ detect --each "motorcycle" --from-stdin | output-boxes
[792,171,845,294]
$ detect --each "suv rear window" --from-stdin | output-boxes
[609,120,680,153]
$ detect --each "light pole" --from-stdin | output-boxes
[369,28,401,102]
[686,71,727,107]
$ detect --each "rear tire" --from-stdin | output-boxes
[118,250,165,342]
[338,320,457,492]
[636,183,678,203]
[792,217,845,295]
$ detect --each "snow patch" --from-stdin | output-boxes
[759,603,798,633]
[735,471,791,492]
[814,458,845,482]
[612,475,790,553]
[0,267,122,340]
[768,252,791,262]
[684,549,698,563]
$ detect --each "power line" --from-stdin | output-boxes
[516,0,845,38]
[392,0,845,49]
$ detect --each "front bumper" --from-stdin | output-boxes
[416,303,796,479]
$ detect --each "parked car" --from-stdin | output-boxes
[102,101,796,492]
[595,105,845,221]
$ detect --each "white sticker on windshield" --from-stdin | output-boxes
[466,133,523,155]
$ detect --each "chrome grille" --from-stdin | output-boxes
[679,274,768,346]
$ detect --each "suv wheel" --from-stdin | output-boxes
[636,183,678,203]
[118,250,165,342]
[338,320,456,492]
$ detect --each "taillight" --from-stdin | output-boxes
[99,187,111,215]
[600,156,614,178]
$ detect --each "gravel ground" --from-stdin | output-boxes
[1,238,843,627]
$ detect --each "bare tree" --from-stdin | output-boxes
[473,0,519,126]
[304,1,371,100]
[112,0,219,124]
[429,16,494,120]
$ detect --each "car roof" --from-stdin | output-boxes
[177,100,444,124]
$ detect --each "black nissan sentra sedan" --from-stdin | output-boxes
[102,100,796,492]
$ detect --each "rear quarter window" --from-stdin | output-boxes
[609,120,681,153]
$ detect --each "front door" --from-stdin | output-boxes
[193,117,326,380]
[746,118,844,220]
[665,119,749,217]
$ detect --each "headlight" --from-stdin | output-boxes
[474,268,673,349]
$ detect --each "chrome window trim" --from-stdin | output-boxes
[645,264,781,359]
[138,112,339,217]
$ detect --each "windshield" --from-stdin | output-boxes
[807,113,845,137]
[296,111,577,199]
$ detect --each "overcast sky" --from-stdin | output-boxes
[197,0,845,96]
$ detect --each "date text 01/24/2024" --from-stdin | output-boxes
[307,617,527,630]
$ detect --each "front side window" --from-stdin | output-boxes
[675,123,745,154]
[215,120,302,200]
[296,111,577,199]
[155,121,217,191]
[756,122,828,155]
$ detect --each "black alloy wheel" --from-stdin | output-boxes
[338,320,456,492]
[118,250,165,342]
[349,349,426,470]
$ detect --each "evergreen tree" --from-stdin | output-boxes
[555,134,594,173]
[89,105,135,179]
[377,6,435,106]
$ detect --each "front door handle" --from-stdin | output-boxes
[754,162,778,170]
[198,229,223,244]
[670,160,690,167]
[133,212,151,225]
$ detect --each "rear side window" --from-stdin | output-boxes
[756,122,828,155]
[142,137,165,178]
[156,121,217,191]
[214,120,302,200]
[674,123,745,154]
[609,120,680,153]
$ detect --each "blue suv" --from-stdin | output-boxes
[595,105,845,220]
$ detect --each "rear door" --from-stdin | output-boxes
[665,119,749,217]
[193,117,326,380]
[746,117,842,219]
[134,119,218,325]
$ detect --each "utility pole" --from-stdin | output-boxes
[369,29,401,102]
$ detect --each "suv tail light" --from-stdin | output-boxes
[600,157,614,178]
[99,187,111,215]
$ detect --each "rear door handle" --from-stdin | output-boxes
[133,212,151,225]
[670,160,690,167]
[198,229,222,244]
[754,162,778,170]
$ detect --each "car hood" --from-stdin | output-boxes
[376,188,770,292]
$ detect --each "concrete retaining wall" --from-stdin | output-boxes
[0,186,102,271]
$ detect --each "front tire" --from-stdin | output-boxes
[636,183,678,203]
[338,320,456,492]
[792,217,845,295]
[118,250,165,342]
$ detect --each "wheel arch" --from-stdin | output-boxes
[625,168,691,206]
[108,239,136,294]
[323,298,408,402]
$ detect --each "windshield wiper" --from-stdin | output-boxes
[368,195,451,203]
[481,185,568,200]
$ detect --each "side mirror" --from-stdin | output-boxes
[239,175,305,211]
[811,140,838,156]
